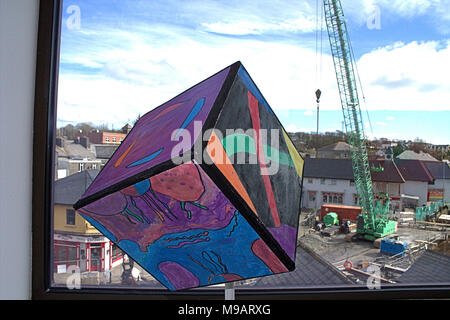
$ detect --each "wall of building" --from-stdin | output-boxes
[0,0,39,299]
[54,205,100,235]
[303,178,357,209]
[428,179,450,202]
[401,181,429,206]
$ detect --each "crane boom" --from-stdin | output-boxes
[322,0,396,240]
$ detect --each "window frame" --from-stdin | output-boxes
[31,0,450,300]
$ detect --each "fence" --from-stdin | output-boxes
[415,201,448,221]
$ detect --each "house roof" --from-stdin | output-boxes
[58,140,96,160]
[318,141,352,152]
[249,241,353,288]
[304,158,405,183]
[394,159,434,183]
[397,150,438,162]
[422,161,450,180]
[370,160,405,183]
[54,170,99,205]
[397,250,450,284]
[93,144,119,159]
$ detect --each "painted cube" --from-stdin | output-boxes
[74,61,304,290]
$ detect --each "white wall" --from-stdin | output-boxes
[401,181,428,206]
[303,178,357,209]
[0,0,39,299]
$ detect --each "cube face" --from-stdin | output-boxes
[74,61,304,290]
[79,161,287,290]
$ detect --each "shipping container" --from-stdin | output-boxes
[321,204,362,222]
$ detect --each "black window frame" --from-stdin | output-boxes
[32,0,450,300]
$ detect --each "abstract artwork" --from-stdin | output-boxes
[74,62,304,290]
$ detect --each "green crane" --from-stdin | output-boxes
[322,0,396,241]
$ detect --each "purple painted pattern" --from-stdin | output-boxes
[81,67,230,199]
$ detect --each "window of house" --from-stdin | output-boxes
[112,137,116,142]
[308,191,316,202]
[307,178,313,184]
[329,179,337,185]
[78,163,85,172]
[32,0,445,301]
[66,209,76,225]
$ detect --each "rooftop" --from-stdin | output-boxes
[397,250,450,284]
[54,170,99,205]
[249,241,353,288]
[318,141,352,152]
[397,150,439,162]
[304,158,405,183]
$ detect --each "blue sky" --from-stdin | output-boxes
[58,0,450,144]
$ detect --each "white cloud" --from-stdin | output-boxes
[386,116,395,121]
[358,40,450,111]
[202,12,316,35]
[376,121,388,126]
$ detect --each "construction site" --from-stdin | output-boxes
[299,202,450,285]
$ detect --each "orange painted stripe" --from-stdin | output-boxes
[114,139,137,168]
[247,91,280,227]
[207,131,258,215]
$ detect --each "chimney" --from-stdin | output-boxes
[55,137,64,148]
[80,136,90,149]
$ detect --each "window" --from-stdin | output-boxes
[112,137,116,142]
[329,179,337,185]
[66,209,75,225]
[320,178,326,185]
[307,178,313,184]
[78,163,85,172]
[308,191,316,202]
[32,0,448,301]
[105,137,110,142]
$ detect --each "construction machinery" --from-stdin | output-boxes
[322,0,397,241]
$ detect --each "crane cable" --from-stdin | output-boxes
[346,24,374,139]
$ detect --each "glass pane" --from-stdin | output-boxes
[51,0,450,294]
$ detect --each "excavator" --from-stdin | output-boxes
[321,0,397,241]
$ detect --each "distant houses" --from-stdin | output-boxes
[302,141,449,211]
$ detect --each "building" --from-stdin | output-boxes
[422,161,450,202]
[317,141,352,159]
[55,137,102,179]
[53,170,124,274]
[302,158,450,211]
[90,144,119,168]
[302,158,405,211]
[397,150,439,162]
[74,124,131,145]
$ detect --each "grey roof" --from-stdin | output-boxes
[304,158,405,183]
[422,161,450,180]
[54,170,99,205]
[94,144,119,159]
[61,140,96,160]
[304,158,354,180]
[249,241,353,288]
[397,250,450,284]
[397,150,438,161]
[318,141,352,152]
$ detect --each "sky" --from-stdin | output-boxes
[58,0,450,144]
